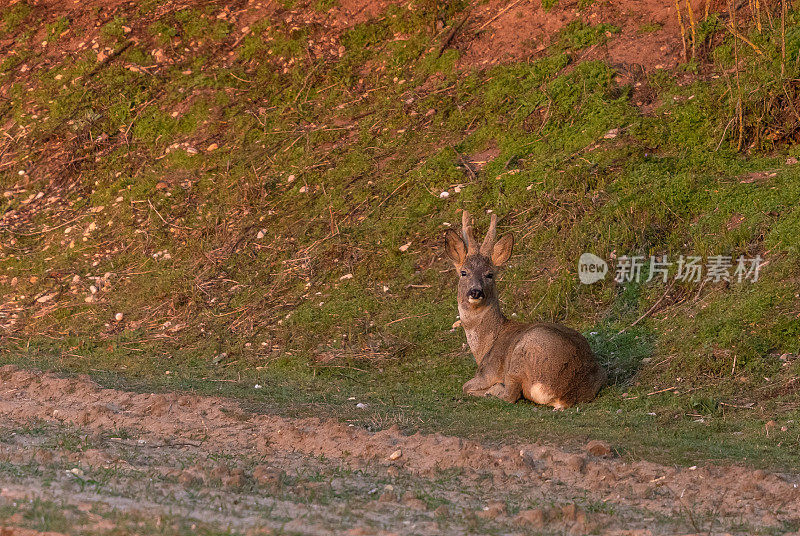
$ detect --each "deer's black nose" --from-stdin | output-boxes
[468,289,485,300]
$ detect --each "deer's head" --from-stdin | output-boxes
[444,211,513,310]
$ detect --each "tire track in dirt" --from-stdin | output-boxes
[1,365,798,534]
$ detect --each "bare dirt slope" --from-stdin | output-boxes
[1,366,798,535]
[458,0,696,70]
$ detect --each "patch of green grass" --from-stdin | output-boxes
[314,0,339,11]
[542,0,558,11]
[149,19,178,45]
[558,20,620,51]
[1,2,31,34]
[638,22,663,34]
[100,15,128,41]
[175,8,230,41]
[45,16,69,42]
[24,498,72,533]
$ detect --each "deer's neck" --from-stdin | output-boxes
[459,300,506,365]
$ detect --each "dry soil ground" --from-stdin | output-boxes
[0,365,799,535]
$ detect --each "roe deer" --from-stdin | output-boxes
[444,210,605,409]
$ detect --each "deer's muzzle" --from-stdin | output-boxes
[467,288,485,303]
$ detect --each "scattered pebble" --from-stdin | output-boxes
[439,191,450,199]
[387,449,402,460]
[114,312,124,322]
[399,242,411,252]
[339,273,353,280]
[585,440,612,457]
[378,490,397,502]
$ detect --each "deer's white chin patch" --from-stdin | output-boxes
[467,297,483,304]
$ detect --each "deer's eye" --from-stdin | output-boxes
[486,273,494,279]
[460,270,467,277]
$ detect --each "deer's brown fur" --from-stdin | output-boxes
[444,211,605,409]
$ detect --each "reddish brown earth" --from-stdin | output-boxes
[1,365,799,534]
[450,0,703,71]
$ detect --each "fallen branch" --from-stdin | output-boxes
[386,313,431,326]
[438,13,470,57]
[476,0,524,33]
[618,280,675,335]
[725,24,765,56]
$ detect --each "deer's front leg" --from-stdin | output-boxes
[485,380,523,403]
[462,375,496,397]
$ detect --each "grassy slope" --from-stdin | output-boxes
[1,1,799,469]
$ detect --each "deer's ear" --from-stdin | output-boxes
[491,234,513,266]
[444,229,467,266]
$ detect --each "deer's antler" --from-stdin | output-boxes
[479,213,497,256]
[462,210,479,255]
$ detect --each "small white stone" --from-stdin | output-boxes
[388,449,402,460]
[287,174,296,183]
[256,230,265,239]
[114,312,124,321]
[254,384,263,389]
[89,285,98,294]
[356,402,368,409]
[339,273,353,280]
[439,191,450,199]
[399,242,411,252]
